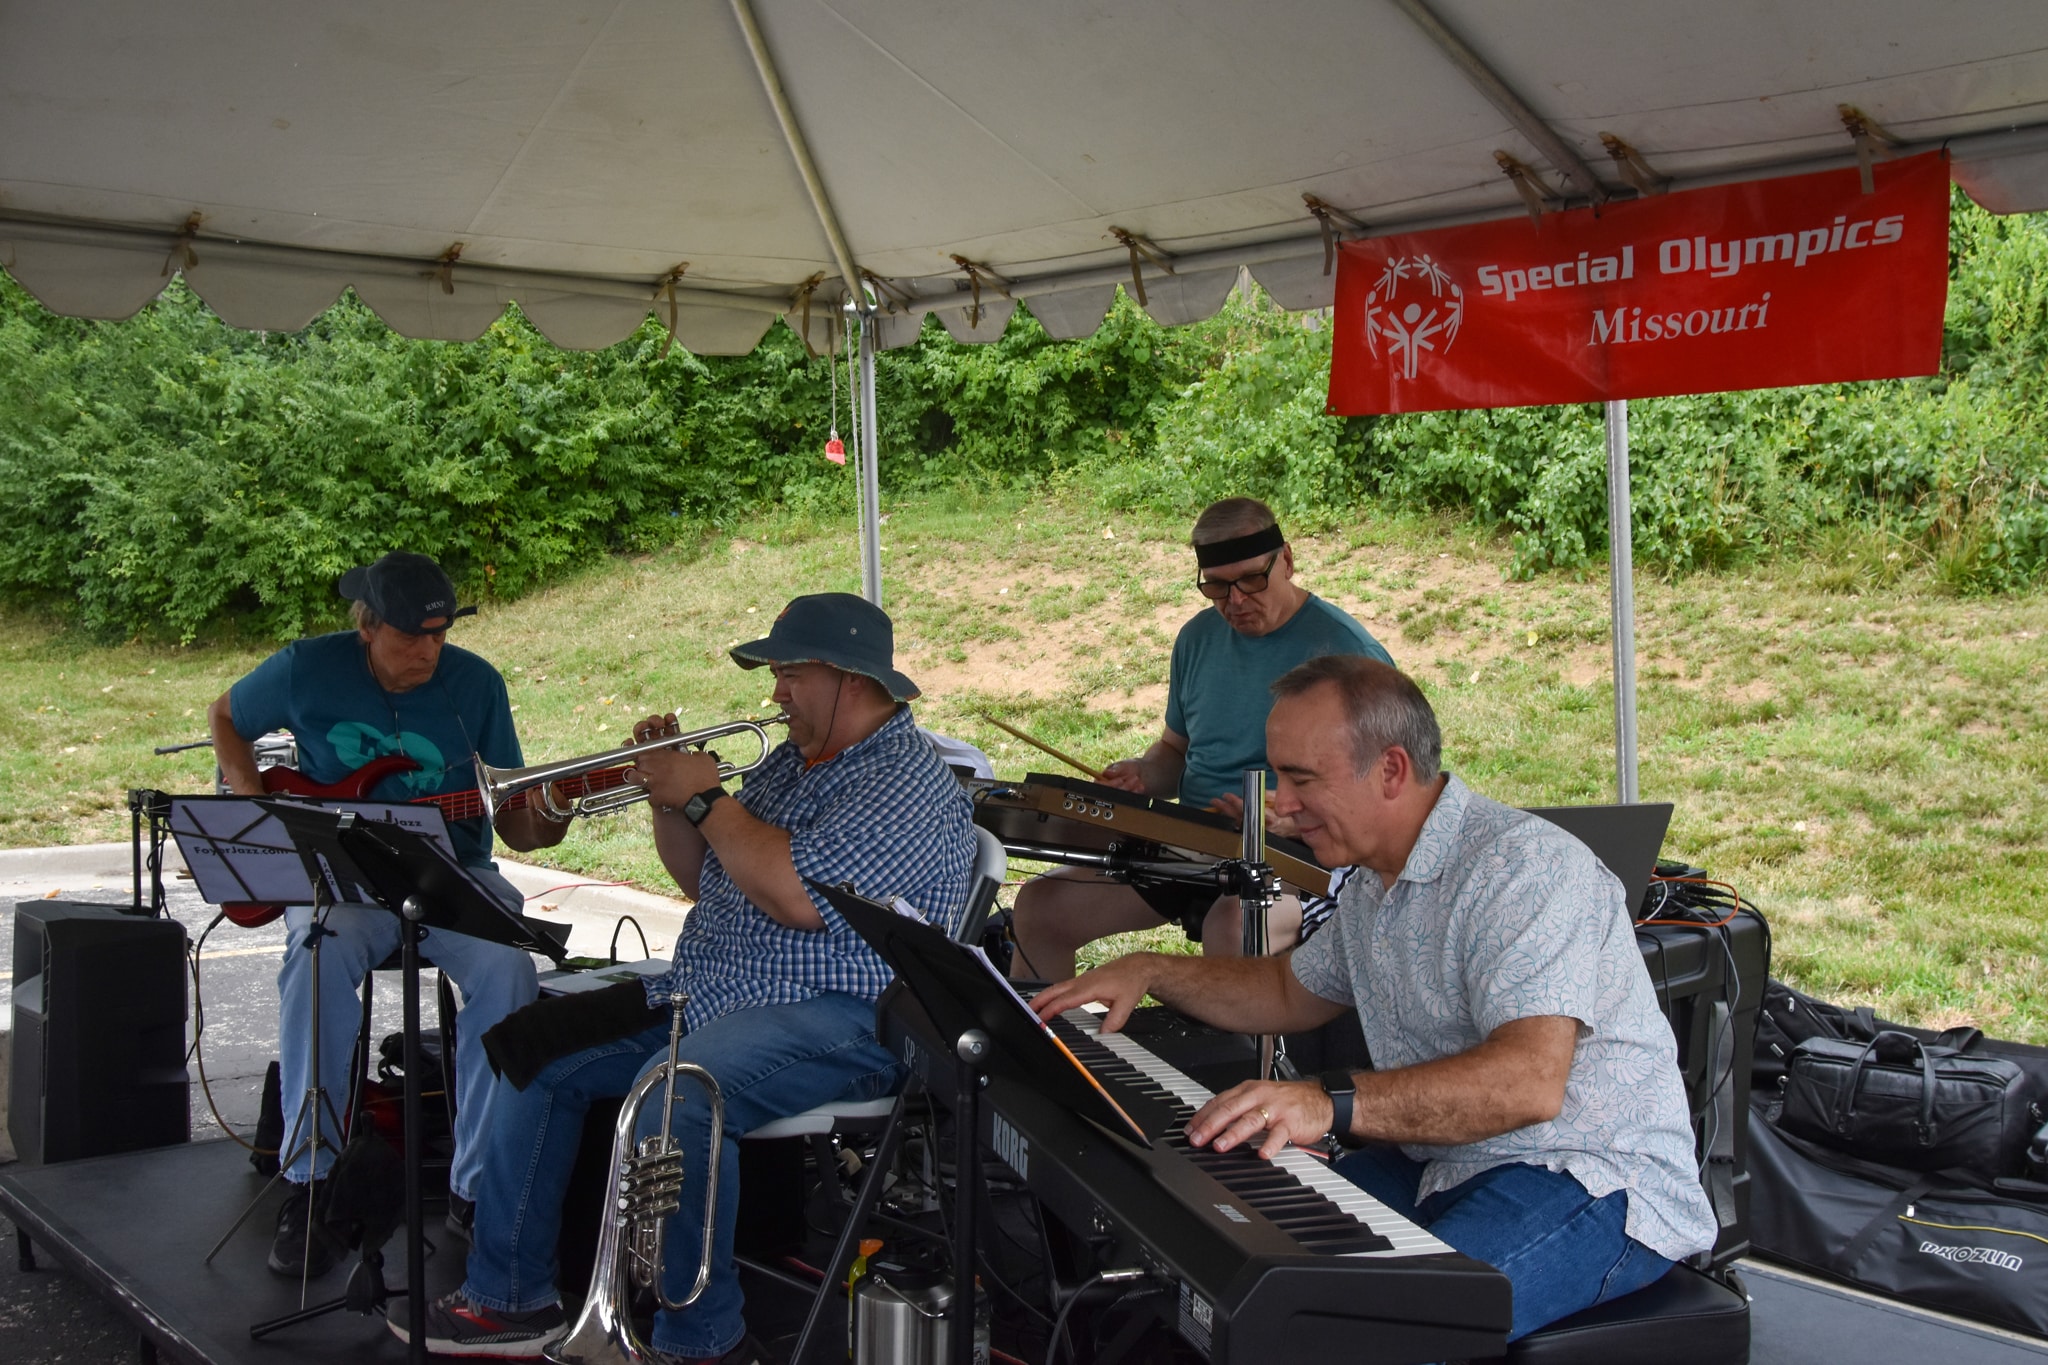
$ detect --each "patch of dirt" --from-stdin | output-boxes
[1728,677,1776,704]
[887,537,1895,713]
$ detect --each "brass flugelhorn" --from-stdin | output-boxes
[478,714,789,822]
[546,997,724,1365]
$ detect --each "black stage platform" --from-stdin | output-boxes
[10,1136,2048,1365]
[1,1138,464,1365]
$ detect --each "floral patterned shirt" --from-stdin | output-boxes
[1290,775,1717,1261]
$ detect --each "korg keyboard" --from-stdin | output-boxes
[884,991,1512,1364]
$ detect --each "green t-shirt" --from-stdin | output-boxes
[1163,594,1393,808]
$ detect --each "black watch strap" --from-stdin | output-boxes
[1319,1068,1359,1146]
[681,785,728,827]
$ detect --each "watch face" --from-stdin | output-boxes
[1320,1069,1355,1095]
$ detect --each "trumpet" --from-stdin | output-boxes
[547,997,724,1365]
[479,714,789,822]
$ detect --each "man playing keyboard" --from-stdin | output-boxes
[1033,656,1715,1342]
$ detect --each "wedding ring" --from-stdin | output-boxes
[1257,1106,1271,1126]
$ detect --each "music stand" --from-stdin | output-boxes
[194,796,465,1300]
[254,801,559,1365]
[811,881,1149,1365]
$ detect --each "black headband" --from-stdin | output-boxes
[1194,523,1285,569]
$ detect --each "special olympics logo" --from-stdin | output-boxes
[1363,255,1464,380]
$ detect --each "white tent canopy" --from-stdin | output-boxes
[7,0,2048,354]
[9,0,2048,802]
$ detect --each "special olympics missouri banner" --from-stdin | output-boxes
[1328,150,1950,414]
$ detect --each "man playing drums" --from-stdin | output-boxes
[1008,497,1392,980]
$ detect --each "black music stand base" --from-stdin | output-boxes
[243,901,430,1364]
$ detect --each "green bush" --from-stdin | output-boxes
[2,192,2045,642]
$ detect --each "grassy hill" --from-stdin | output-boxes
[6,490,2044,1038]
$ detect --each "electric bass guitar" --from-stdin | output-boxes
[218,757,630,928]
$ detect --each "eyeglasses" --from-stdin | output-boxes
[1195,552,1282,602]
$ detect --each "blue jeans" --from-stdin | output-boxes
[277,865,537,1200]
[1334,1147,1674,1342]
[462,991,903,1360]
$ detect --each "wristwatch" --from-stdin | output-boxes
[1319,1069,1360,1147]
[681,785,727,827]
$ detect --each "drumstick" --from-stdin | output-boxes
[978,714,1104,781]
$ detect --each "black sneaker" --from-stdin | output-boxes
[446,1192,476,1244]
[387,1289,567,1358]
[268,1179,342,1278]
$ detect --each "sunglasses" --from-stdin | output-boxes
[1195,551,1282,602]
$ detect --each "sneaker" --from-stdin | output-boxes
[387,1289,567,1358]
[446,1192,476,1244]
[267,1179,342,1278]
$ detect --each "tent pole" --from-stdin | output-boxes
[857,311,884,607]
[1605,399,1639,804]
[729,0,864,301]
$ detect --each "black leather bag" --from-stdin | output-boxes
[1781,1029,2044,1177]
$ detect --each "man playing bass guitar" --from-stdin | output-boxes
[207,551,568,1279]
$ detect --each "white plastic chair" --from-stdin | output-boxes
[740,825,1006,1143]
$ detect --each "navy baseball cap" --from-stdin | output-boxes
[730,593,919,701]
[336,553,477,635]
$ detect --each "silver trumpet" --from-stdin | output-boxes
[479,714,788,821]
[547,997,725,1365]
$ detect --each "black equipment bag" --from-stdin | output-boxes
[1780,1030,2046,1177]
[1751,1098,2048,1338]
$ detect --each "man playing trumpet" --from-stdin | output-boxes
[395,593,975,1365]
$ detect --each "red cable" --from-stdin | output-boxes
[523,880,634,900]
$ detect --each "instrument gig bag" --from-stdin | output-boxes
[1751,1098,2048,1338]
[1780,1030,2045,1177]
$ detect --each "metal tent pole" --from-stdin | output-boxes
[856,312,883,607]
[1605,399,1639,804]
[730,0,883,605]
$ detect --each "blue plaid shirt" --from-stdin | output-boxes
[645,706,975,1030]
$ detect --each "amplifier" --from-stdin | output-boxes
[8,901,189,1165]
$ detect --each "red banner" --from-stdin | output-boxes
[1327,151,1950,414]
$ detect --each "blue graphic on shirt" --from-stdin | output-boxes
[228,632,523,868]
[327,722,448,797]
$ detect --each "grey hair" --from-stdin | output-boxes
[1190,496,1279,547]
[1270,656,1442,781]
[349,599,384,631]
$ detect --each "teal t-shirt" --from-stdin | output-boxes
[1163,594,1393,808]
[228,632,523,867]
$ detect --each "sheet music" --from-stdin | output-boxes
[170,796,454,906]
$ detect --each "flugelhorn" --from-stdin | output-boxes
[546,997,724,1365]
[478,714,788,822]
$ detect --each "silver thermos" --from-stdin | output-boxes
[851,1260,988,1365]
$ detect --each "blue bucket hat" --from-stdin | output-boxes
[730,593,919,701]
[337,552,476,635]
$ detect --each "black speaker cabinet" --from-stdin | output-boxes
[8,901,190,1165]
